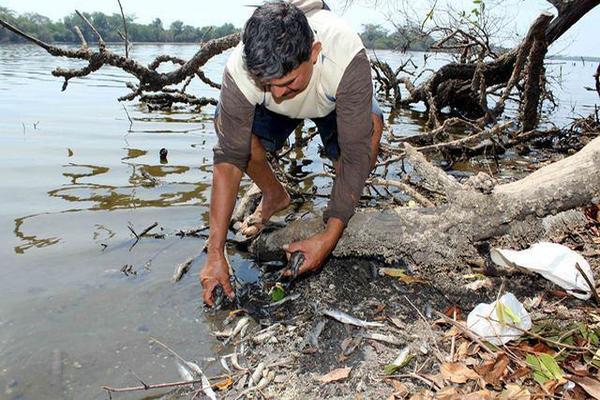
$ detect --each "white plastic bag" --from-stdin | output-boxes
[467,293,532,346]
[491,242,594,300]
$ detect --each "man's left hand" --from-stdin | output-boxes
[282,218,345,276]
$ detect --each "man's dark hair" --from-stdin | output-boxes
[243,1,315,81]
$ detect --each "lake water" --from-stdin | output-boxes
[0,43,598,399]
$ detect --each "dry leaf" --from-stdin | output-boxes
[444,306,463,320]
[214,376,233,391]
[455,341,470,359]
[463,390,496,400]
[465,278,493,291]
[385,379,409,396]
[440,362,479,384]
[435,387,461,400]
[316,367,351,384]
[498,384,530,400]
[474,354,509,387]
[570,376,600,400]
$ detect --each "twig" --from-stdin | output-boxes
[116,0,129,58]
[382,372,442,390]
[369,177,435,207]
[139,222,158,237]
[75,10,105,48]
[121,104,133,132]
[73,26,88,48]
[574,262,600,305]
[101,374,231,394]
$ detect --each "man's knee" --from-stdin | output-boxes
[249,134,267,161]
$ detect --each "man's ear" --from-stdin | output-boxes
[311,42,322,64]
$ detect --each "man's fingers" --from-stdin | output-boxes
[222,279,235,299]
[202,281,217,306]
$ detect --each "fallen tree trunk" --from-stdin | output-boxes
[251,136,600,272]
[401,1,599,120]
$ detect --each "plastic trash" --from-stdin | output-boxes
[490,242,594,300]
[467,293,532,346]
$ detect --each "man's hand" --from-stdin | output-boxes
[282,217,344,276]
[200,252,235,306]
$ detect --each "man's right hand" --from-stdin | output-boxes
[200,253,235,306]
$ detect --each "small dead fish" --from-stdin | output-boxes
[172,258,193,283]
[354,331,403,346]
[322,309,385,328]
[224,317,250,345]
[250,362,265,387]
[184,361,216,400]
[263,293,301,309]
[288,251,305,280]
[236,374,248,390]
[212,285,225,309]
[213,327,233,339]
[176,361,194,383]
[303,319,326,351]
[230,350,247,371]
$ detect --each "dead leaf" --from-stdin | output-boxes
[380,267,428,284]
[463,390,496,400]
[316,367,351,384]
[435,387,461,400]
[444,306,463,320]
[214,376,233,391]
[571,376,600,400]
[440,362,479,384]
[409,392,434,400]
[465,278,493,291]
[385,379,409,396]
[498,384,530,400]
[474,354,509,387]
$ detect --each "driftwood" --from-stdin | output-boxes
[251,136,600,271]
[0,16,239,104]
[382,1,599,129]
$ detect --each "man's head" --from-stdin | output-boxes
[243,1,321,102]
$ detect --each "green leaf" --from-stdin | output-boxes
[384,354,414,375]
[592,349,600,369]
[269,283,285,302]
[526,354,563,384]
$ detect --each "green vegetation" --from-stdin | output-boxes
[360,23,436,51]
[0,7,238,44]
[0,7,434,50]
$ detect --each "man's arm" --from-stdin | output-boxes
[201,68,255,305]
[325,49,373,225]
[283,50,373,274]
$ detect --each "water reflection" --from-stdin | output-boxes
[13,147,211,254]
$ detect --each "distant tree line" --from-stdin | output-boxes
[0,7,434,51]
[360,23,436,51]
[0,7,239,43]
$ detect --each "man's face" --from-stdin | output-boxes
[264,42,321,103]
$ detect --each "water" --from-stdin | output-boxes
[0,43,597,399]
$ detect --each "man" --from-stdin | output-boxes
[200,0,383,305]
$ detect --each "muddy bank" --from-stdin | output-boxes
[192,213,599,400]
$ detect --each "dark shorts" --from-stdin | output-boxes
[245,98,383,161]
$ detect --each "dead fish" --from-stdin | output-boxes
[250,362,265,387]
[354,331,403,346]
[230,349,247,371]
[184,361,217,400]
[236,374,248,390]
[224,316,250,345]
[172,258,193,283]
[176,361,194,383]
[302,319,326,352]
[263,292,301,309]
[322,309,385,328]
[287,251,305,280]
[213,327,233,339]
